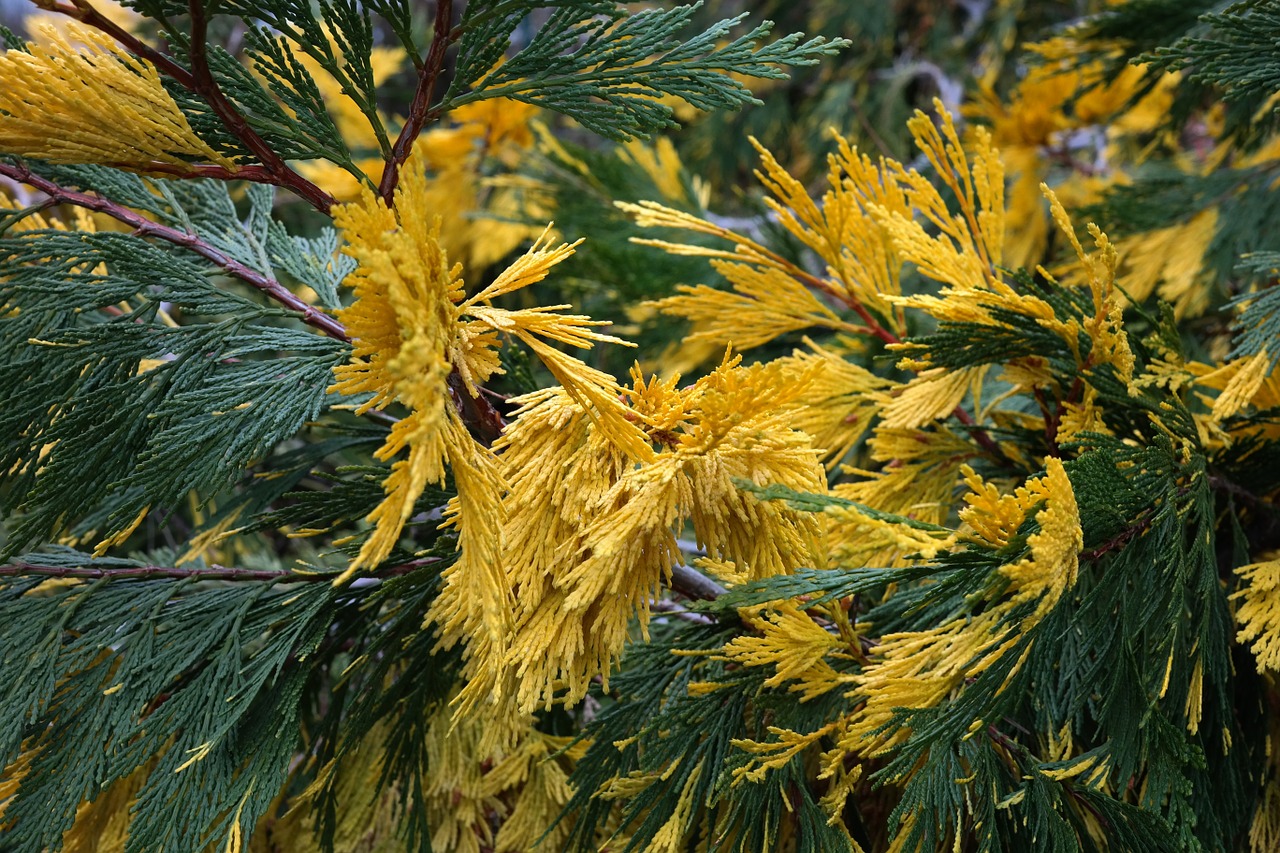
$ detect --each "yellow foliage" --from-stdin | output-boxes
[828,427,973,568]
[1044,188,1136,387]
[328,148,478,578]
[965,48,1179,272]
[422,709,503,853]
[4,15,1264,850]
[470,353,827,715]
[1234,556,1280,673]
[730,722,840,785]
[1206,349,1274,421]
[845,458,1081,759]
[879,105,1062,335]
[630,104,1059,357]
[0,23,233,171]
[265,708,587,853]
[880,366,987,431]
[416,100,542,276]
[752,135,905,323]
[330,139,636,581]
[621,129,913,352]
[619,136,709,209]
[645,260,853,349]
[1249,701,1280,853]
[329,140,672,715]
[1112,208,1219,319]
[484,732,586,853]
[780,341,890,470]
[718,603,851,702]
[1056,383,1113,445]
[264,738,404,852]
[900,101,1006,279]
[648,765,703,853]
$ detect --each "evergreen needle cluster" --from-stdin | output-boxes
[1,1,1279,851]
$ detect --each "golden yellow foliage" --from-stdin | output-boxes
[484,731,586,853]
[1250,703,1280,853]
[465,353,827,715]
[828,426,974,568]
[718,603,850,702]
[330,139,638,579]
[1112,208,1219,319]
[1234,556,1280,673]
[844,458,1080,759]
[779,341,890,470]
[0,23,233,171]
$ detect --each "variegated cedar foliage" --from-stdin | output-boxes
[1,1,1280,852]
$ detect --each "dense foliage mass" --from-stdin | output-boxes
[2,1,1280,850]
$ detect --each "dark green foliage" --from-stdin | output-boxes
[1145,0,1280,105]
[0,557,336,851]
[560,619,855,853]
[658,421,1260,850]
[0,26,25,51]
[1080,165,1244,234]
[1230,251,1280,364]
[239,32,352,159]
[362,0,419,61]
[446,1,847,141]
[250,462,454,566]
[0,216,345,555]
[1065,0,1217,58]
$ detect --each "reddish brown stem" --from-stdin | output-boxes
[950,404,1011,464]
[379,0,455,203]
[790,265,901,347]
[186,0,335,213]
[1082,510,1155,562]
[139,161,284,184]
[46,0,335,212]
[1033,386,1061,456]
[55,0,197,88]
[0,161,349,342]
[448,370,507,446]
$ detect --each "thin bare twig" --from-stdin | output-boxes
[650,597,715,625]
[668,563,727,601]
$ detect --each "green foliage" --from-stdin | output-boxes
[559,619,857,853]
[0,553,335,850]
[447,1,847,141]
[1231,251,1280,362]
[0,178,346,556]
[1146,0,1280,104]
[6,0,1280,852]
